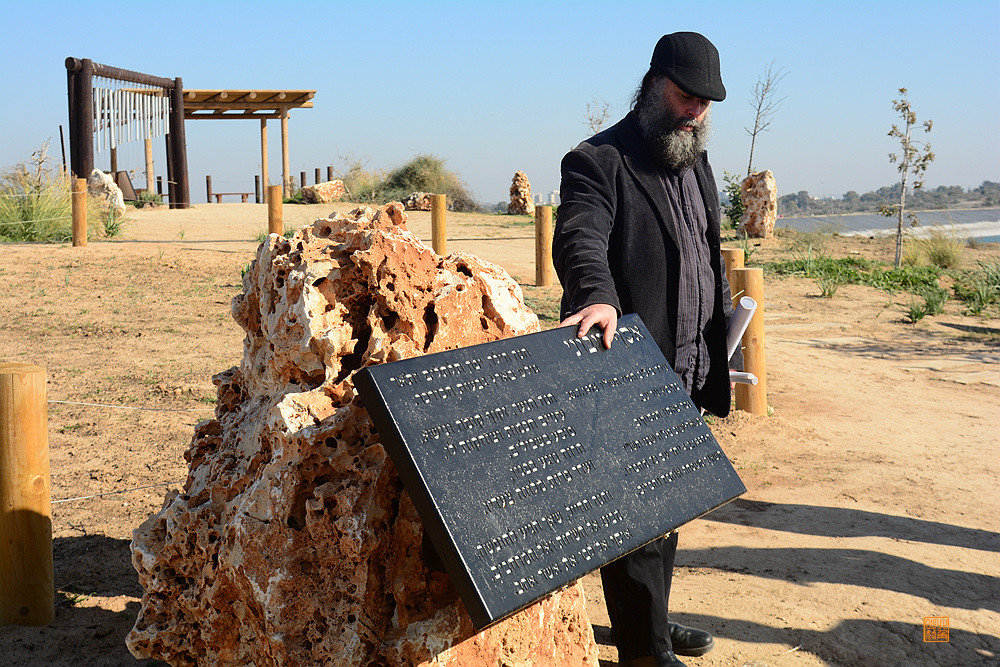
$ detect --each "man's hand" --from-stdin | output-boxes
[559,303,618,349]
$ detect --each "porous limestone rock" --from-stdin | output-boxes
[507,171,534,216]
[738,170,777,239]
[300,179,346,204]
[127,203,599,667]
[401,191,433,211]
[88,168,126,217]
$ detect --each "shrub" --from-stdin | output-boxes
[102,208,126,238]
[920,286,948,316]
[332,155,388,204]
[910,226,965,268]
[1,142,109,242]
[721,171,744,229]
[953,260,1000,315]
[332,154,481,211]
[132,190,162,208]
[1,143,75,242]
[816,274,841,298]
[906,299,927,323]
[382,154,480,212]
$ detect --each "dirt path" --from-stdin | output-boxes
[1,203,997,666]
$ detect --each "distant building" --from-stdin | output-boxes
[533,191,560,205]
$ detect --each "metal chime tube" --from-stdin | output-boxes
[94,85,101,154]
[127,87,132,143]
[108,90,118,148]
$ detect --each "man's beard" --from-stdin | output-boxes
[636,81,712,172]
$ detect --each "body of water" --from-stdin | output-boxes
[775,207,1000,244]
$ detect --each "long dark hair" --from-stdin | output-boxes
[631,68,661,110]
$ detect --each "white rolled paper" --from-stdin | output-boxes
[729,370,759,385]
[726,296,757,361]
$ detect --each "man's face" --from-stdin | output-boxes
[635,75,713,171]
[661,78,711,128]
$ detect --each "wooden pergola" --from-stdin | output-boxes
[66,57,315,207]
[182,90,315,199]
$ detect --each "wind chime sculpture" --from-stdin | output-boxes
[66,58,190,208]
[94,78,169,195]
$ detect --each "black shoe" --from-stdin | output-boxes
[622,650,688,667]
[668,621,715,657]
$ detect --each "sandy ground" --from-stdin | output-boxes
[1,202,998,666]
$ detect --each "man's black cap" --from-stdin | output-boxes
[650,32,726,102]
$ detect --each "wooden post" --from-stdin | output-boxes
[327,166,334,182]
[314,168,321,185]
[0,363,54,627]
[267,185,283,236]
[71,178,87,247]
[431,194,447,255]
[260,119,269,203]
[255,175,261,204]
[280,111,290,199]
[206,175,213,203]
[144,136,154,194]
[733,267,767,415]
[110,147,118,175]
[76,59,94,179]
[535,205,555,286]
[156,176,163,196]
[721,247,745,308]
[167,77,190,209]
[300,171,306,190]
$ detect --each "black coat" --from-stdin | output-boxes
[554,111,739,417]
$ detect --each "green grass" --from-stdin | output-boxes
[770,251,1000,319]
[904,225,966,268]
[1,143,112,242]
[906,299,927,323]
[765,255,942,294]
[1,149,76,242]
[815,274,842,298]
[952,260,1000,316]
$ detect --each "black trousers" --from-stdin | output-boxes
[600,531,679,660]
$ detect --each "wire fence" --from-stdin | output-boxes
[47,397,212,504]
[49,399,214,413]
[0,217,71,226]
[52,481,185,505]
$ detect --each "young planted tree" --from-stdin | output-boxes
[583,98,612,135]
[745,61,788,176]
[879,88,934,268]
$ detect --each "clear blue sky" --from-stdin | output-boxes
[2,0,998,204]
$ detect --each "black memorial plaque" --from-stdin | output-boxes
[354,314,745,629]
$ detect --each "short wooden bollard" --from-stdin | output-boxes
[327,166,334,182]
[300,171,306,190]
[535,205,555,286]
[733,268,768,415]
[721,247,744,308]
[314,168,321,185]
[0,363,54,626]
[71,177,87,247]
[431,194,447,255]
[206,175,213,203]
[255,175,261,204]
[267,184,283,236]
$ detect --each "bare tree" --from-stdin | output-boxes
[584,98,612,135]
[879,88,934,268]
[745,62,788,176]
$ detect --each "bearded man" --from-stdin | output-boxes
[553,32,740,667]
